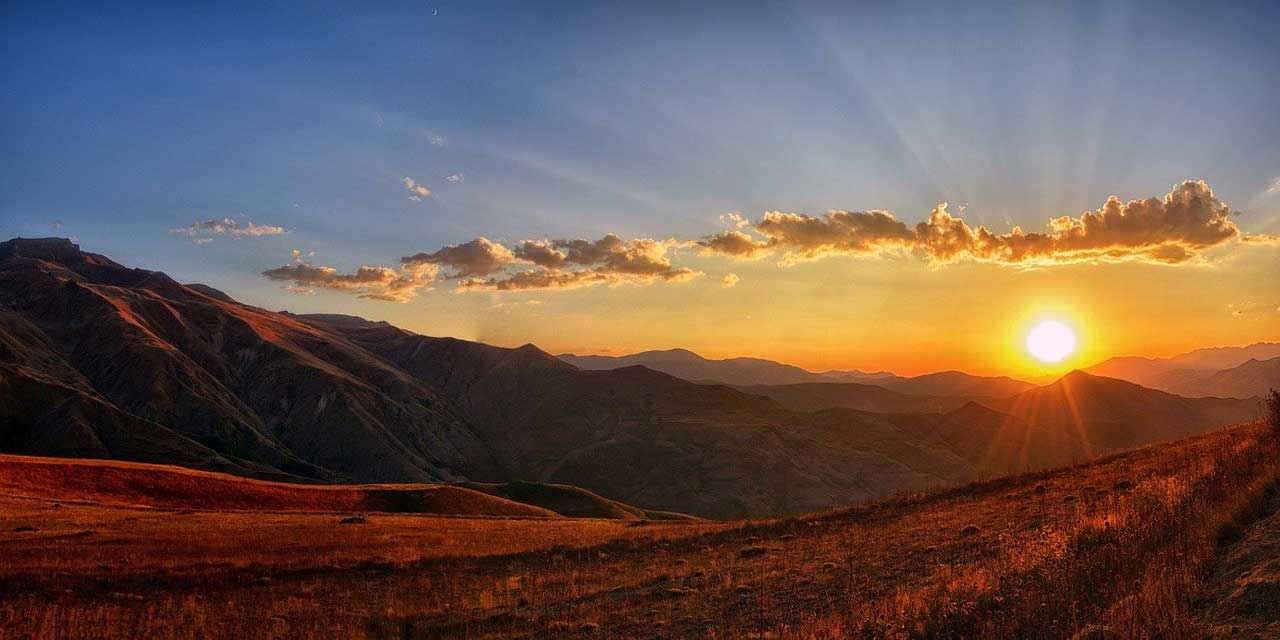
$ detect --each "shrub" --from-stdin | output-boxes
[1265,388,1280,433]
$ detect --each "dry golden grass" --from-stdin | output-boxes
[2,422,1277,639]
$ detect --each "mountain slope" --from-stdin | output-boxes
[737,381,982,413]
[0,237,491,484]
[558,348,831,386]
[1085,343,1280,398]
[990,370,1260,454]
[559,348,1034,396]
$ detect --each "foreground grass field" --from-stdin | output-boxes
[2,423,1278,639]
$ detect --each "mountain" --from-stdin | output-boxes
[989,370,1261,454]
[1188,357,1280,398]
[1085,343,1280,398]
[874,370,1035,397]
[738,381,984,413]
[559,348,1035,396]
[558,348,830,386]
[0,237,1261,519]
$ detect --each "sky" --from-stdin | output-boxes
[3,0,1278,377]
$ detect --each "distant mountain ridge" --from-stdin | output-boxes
[1085,343,1280,398]
[559,349,1035,396]
[0,237,1262,518]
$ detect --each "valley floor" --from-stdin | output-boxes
[2,423,1278,639]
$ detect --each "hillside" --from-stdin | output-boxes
[0,455,559,517]
[737,381,982,413]
[4,423,1276,639]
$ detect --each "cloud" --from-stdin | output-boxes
[697,181,1249,267]
[1241,233,1280,246]
[403,177,431,200]
[445,173,465,184]
[512,240,567,268]
[452,234,700,291]
[402,237,516,278]
[50,220,65,231]
[697,230,771,259]
[261,180,1274,301]
[911,181,1239,265]
[720,212,750,228]
[430,135,445,146]
[170,217,285,242]
[262,260,436,302]
[1267,176,1280,195]
[698,209,914,265]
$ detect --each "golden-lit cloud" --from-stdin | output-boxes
[698,180,1250,267]
[402,237,516,278]
[262,181,1274,301]
[403,176,431,201]
[697,230,770,259]
[1241,233,1280,246]
[460,234,699,291]
[262,260,436,302]
[911,181,1240,265]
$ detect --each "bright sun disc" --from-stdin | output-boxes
[1026,320,1077,363]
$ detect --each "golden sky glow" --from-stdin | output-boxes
[321,238,1280,379]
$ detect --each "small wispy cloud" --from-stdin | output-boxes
[445,173,465,184]
[721,273,740,288]
[49,220,65,231]
[1267,176,1280,194]
[430,135,445,146]
[170,217,285,243]
[403,176,431,201]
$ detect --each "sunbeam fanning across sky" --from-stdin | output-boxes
[2,0,1277,377]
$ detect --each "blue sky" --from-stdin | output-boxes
[3,1,1278,371]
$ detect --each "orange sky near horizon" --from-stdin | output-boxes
[328,240,1279,380]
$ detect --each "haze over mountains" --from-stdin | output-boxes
[0,237,1268,518]
[1085,343,1280,399]
[559,349,1035,396]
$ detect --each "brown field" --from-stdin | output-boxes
[2,423,1278,639]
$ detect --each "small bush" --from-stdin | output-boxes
[1265,388,1280,433]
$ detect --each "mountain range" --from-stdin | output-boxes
[0,237,1266,518]
[1084,343,1280,398]
[559,348,1035,396]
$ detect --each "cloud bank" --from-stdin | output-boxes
[262,255,436,302]
[699,181,1246,266]
[264,181,1273,301]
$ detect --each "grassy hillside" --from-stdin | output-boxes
[0,455,690,519]
[3,422,1276,638]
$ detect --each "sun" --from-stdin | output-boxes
[1026,320,1077,363]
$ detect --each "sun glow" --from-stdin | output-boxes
[1026,320,1078,363]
